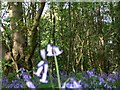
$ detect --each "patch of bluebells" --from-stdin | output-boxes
[19,68,36,89]
[61,69,120,89]
[2,44,120,89]
[8,79,23,88]
[20,68,32,81]
[62,78,82,89]
[2,76,9,88]
[2,69,120,89]
[2,75,24,88]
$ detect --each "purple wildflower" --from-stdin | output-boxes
[23,74,32,81]
[62,78,82,89]
[33,66,43,77]
[62,82,67,88]
[39,63,48,83]
[14,83,23,88]
[47,44,53,56]
[40,49,46,60]
[37,60,44,68]
[20,68,25,72]
[26,80,36,89]
[34,48,49,83]
[8,80,23,88]
[98,76,105,85]
[8,84,14,88]
[52,46,63,56]
[2,76,9,88]
[47,44,63,56]
[87,70,94,77]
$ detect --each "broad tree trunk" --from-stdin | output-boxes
[9,2,25,72]
[8,2,45,74]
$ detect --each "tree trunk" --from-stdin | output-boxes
[97,4,107,74]
[9,2,25,72]
[8,2,45,74]
[25,2,45,72]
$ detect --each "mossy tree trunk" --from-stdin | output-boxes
[9,2,25,72]
[8,2,45,74]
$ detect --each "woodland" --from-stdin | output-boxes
[0,1,120,89]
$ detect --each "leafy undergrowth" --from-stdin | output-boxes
[1,69,120,89]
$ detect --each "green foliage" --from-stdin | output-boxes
[1,3,120,86]
[76,72,82,80]
[1,2,120,77]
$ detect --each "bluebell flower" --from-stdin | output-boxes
[14,83,23,88]
[19,68,36,89]
[107,74,116,83]
[33,66,43,77]
[53,46,63,56]
[34,60,45,77]
[2,76,9,88]
[40,49,46,60]
[66,82,74,88]
[47,44,53,56]
[113,74,119,80]
[72,79,82,88]
[61,82,67,88]
[104,82,108,87]
[7,79,23,88]
[62,78,82,89]
[23,74,32,81]
[47,44,63,56]
[34,49,48,83]
[20,68,25,72]
[40,73,48,83]
[40,63,48,83]
[26,80,36,89]
[87,70,94,77]
[12,80,17,84]
[37,60,44,68]
[35,62,48,83]
[83,83,89,88]
[8,84,14,88]
[19,68,32,81]
[98,76,105,85]
[112,71,120,80]
[107,85,112,89]
[19,68,26,77]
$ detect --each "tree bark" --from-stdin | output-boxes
[25,2,45,71]
[8,2,45,73]
[97,5,107,74]
[9,2,25,72]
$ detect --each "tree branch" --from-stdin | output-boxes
[26,2,45,64]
